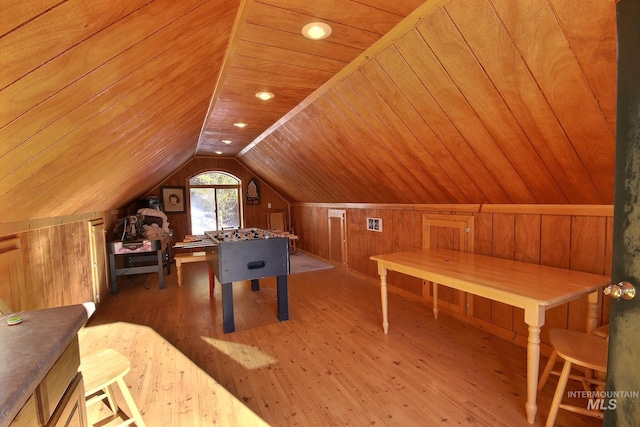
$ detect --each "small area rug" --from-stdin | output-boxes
[290,252,334,274]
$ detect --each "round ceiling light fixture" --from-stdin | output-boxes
[222,139,232,144]
[302,22,332,40]
[233,122,247,128]
[255,91,275,101]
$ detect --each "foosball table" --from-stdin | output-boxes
[205,228,290,333]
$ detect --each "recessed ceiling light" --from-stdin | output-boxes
[222,139,232,144]
[255,91,275,101]
[214,151,223,155]
[302,22,332,40]
[234,122,247,128]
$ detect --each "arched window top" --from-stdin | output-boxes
[189,171,239,186]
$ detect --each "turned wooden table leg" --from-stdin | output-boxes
[378,265,389,334]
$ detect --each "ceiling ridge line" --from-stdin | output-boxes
[236,0,452,158]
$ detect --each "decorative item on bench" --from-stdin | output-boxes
[113,210,171,243]
[113,213,145,241]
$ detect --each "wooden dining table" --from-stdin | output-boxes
[370,248,609,424]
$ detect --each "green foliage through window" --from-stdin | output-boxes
[189,172,241,234]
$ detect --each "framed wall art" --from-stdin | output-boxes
[367,217,382,232]
[246,178,260,205]
[161,186,186,213]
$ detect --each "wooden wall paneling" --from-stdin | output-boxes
[26,228,46,310]
[1,0,216,157]
[381,41,508,204]
[391,209,404,253]
[0,237,22,312]
[1,0,62,36]
[444,0,599,205]
[272,121,333,201]
[317,206,330,260]
[48,226,66,307]
[491,213,515,259]
[1,0,215,173]
[4,49,212,218]
[346,71,452,203]
[1,0,152,90]
[273,125,336,202]
[301,205,314,254]
[88,220,107,305]
[73,221,94,305]
[360,58,468,203]
[514,214,541,264]
[489,0,614,202]
[286,112,367,202]
[489,213,515,332]
[374,47,484,203]
[345,208,360,272]
[306,98,388,201]
[366,208,382,279]
[328,209,346,267]
[394,29,529,204]
[321,89,422,203]
[334,79,428,203]
[392,209,411,293]
[548,0,617,132]
[471,212,493,324]
[473,212,493,256]
[539,215,572,343]
[306,206,319,256]
[512,214,542,338]
[420,6,567,205]
[567,215,608,331]
[1,0,237,223]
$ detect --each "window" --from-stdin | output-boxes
[189,172,241,234]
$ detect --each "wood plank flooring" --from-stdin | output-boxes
[78,261,602,426]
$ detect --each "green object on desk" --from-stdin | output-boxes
[7,316,22,325]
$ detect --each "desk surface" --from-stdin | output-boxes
[0,304,90,425]
[371,248,610,309]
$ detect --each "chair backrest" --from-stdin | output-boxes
[268,212,286,232]
[0,298,12,315]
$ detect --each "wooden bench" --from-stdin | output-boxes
[174,252,215,297]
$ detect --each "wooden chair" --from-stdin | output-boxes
[80,348,146,427]
[267,212,298,254]
[267,212,287,232]
[538,323,609,390]
[538,329,608,426]
[0,298,12,315]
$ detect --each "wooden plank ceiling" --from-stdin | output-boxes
[0,0,617,223]
[237,0,617,205]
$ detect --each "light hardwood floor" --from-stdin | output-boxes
[79,261,602,426]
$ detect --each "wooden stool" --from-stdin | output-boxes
[174,251,215,297]
[80,348,146,427]
[540,329,608,427]
[538,324,609,391]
